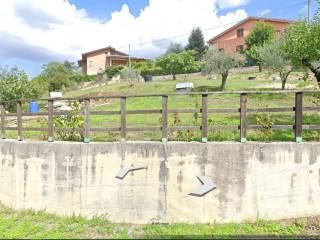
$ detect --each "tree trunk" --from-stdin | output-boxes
[173,74,176,81]
[302,59,320,86]
[220,73,228,91]
[280,71,291,90]
[259,64,262,73]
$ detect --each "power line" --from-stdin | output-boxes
[114,0,309,53]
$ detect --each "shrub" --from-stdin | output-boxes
[105,65,124,79]
[54,102,84,141]
[120,66,141,84]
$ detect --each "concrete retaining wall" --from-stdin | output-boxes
[0,140,320,224]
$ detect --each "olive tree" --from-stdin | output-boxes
[258,39,293,90]
[283,20,320,85]
[202,47,244,91]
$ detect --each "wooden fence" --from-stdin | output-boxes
[1,90,320,143]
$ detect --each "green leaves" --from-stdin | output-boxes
[0,66,37,110]
[201,47,245,91]
[156,50,199,80]
[245,22,276,64]
[54,102,84,141]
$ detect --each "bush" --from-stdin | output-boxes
[0,66,38,111]
[105,65,124,79]
[120,66,141,84]
[70,74,95,83]
[132,61,162,76]
[54,102,84,141]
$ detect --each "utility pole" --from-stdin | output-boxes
[308,0,312,21]
[128,44,132,84]
[128,44,132,71]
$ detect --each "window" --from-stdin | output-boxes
[88,60,94,67]
[236,45,244,53]
[237,28,244,38]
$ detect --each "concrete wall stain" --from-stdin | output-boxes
[1,140,320,224]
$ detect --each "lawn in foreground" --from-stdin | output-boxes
[0,204,319,238]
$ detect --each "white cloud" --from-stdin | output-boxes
[257,9,271,17]
[216,0,250,9]
[0,0,248,64]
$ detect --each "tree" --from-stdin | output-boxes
[245,22,275,72]
[202,47,244,91]
[186,27,206,60]
[34,61,79,93]
[283,19,320,85]
[156,50,199,80]
[0,66,38,111]
[258,39,293,90]
[165,42,184,55]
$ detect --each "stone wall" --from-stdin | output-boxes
[0,140,319,224]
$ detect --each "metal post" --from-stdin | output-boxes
[295,92,303,143]
[17,101,22,141]
[84,98,90,143]
[201,94,208,143]
[240,93,248,143]
[48,99,54,142]
[308,0,312,22]
[120,97,127,141]
[1,104,5,139]
[162,96,168,143]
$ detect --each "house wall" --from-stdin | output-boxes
[209,19,290,54]
[86,52,107,75]
[1,140,320,224]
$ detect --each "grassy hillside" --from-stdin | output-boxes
[5,71,320,142]
[0,204,319,238]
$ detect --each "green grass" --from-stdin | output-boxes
[4,71,320,142]
[1,204,319,238]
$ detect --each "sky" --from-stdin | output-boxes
[0,0,318,78]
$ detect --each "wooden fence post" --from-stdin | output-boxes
[120,97,127,141]
[1,104,5,139]
[48,99,54,142]
[201,94,208,143]
[240,93,248,143]
[162,95,168,143]
[17,101,22,141]
[84,98,90,143]
[295,92,303,143]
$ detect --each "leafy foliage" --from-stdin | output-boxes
[254,113,274,142]
[186,27,206,60]
[0,66,38,111]
[132,61,162,76]
[156,50,199,80]
[165,42,184,55]
[283,19,320,84]
[258,39,293,89]
[31,61,90,95]
[54,102,84,141]
[105,65,124,79]
[245,22,275,70]
[120,66,141,84]
[202,47,244,91]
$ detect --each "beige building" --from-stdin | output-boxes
[207,17,293,54]
[78,46,146,75]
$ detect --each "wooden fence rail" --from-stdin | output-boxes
[0,90,320,143]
